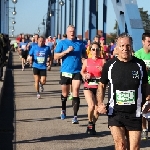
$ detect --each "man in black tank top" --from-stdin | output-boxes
[96,33,150,149]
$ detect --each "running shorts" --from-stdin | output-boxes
[33,67,46,76]
[108,113,142,131]
[84,87,97,95]
[21,50,28,59]
[59,72,82,85]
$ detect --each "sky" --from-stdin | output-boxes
[9,0,150,36]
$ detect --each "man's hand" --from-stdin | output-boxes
[142,101,150,114]
[146,95,150,101]
[97,103,107,114]
[47,65,51,71]
[66,46,74,53]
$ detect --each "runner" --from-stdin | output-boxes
[54,25,86,123]
[18,34,28,71]
[100,37,109,60]
[97,33,150,150]
[29,36,51,99]
[81,41,106,135]
[86,35,100,58]
[134,32,150,140]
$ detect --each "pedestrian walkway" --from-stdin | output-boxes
[0,52,150,150]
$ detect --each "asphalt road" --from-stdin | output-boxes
[0,52,150,150]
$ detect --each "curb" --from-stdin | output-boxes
[0,51,12,105]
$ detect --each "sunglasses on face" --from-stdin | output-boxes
[91,48,100,51]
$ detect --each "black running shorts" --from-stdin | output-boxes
[84,87,97,95]
[21,50,28,59]
[33,67,46,76]
[59,72,82,85]
[108,113,142,131]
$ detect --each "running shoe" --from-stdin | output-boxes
[40,86,44,92]
[37,93,41,99]
[141,130,148,140]
[60,111,66,120]
[86,123,96,135]
[68,92,73,100]
[72,116,79,124]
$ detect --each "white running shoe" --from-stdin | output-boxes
[37,93,41,99]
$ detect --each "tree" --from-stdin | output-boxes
[113,20,118,32]
[139,8,150,32]
[106,21,117,44]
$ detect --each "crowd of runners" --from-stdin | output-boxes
[13,25,150,150]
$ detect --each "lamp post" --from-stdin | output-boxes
[59,0,65,37]
[12,0,17,4]
[9,17,16,24]
[9,26,15,37]
[7,7,17,15]
[42,13,48,37]
[49,1,65,37]
[37,23,44,35]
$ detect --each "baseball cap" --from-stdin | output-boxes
[100,37,105,40]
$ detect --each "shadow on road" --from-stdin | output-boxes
[0,52,15,150]
[82,145,114,150]
[14,131,111,144]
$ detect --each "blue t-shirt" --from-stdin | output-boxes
[29,45,51,69]
[46,42,54,50]
[110,44,116,52]
[56,39,61,45]
[29,42,38,51]
[19,42,28,51]
[55,39,86,73]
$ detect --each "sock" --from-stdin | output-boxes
[61,95,67,112]
[62,101,66,111]
[61,110,65,114]
[72,97,80,116]
[88,121,93,125]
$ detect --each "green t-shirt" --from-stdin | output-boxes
[134,48,150,84]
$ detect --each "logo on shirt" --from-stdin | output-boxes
[37,51,45,57]
[132,71,139,79]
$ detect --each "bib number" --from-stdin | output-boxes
[88,78,100,86]
[21,45,26,49]
[37,57,45,64]
[62,72,72,78]
[116,90,135,105]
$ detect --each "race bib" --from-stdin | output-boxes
[62,72,72,78]
[37,57,45,64]
[144,60,150,70]
[116,90,135,105]
[21,45,26,49]
[88,78,100,86]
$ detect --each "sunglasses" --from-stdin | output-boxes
[91,48,100,51]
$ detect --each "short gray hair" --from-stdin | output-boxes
[115,32,133,46]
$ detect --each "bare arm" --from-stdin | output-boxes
[47,55,52,66]
[54,50,69,60]
[80,59,87,79]
[96,83,107,114]
[54,46,73,60]
[96,83,107,105]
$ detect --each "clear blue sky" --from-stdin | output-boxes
[9,0,150,36]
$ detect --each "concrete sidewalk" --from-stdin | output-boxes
[0,52,150,150]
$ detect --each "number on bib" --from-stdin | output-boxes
[62,72,72,78]
[37,57,45,64]
[116,90,135,105]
